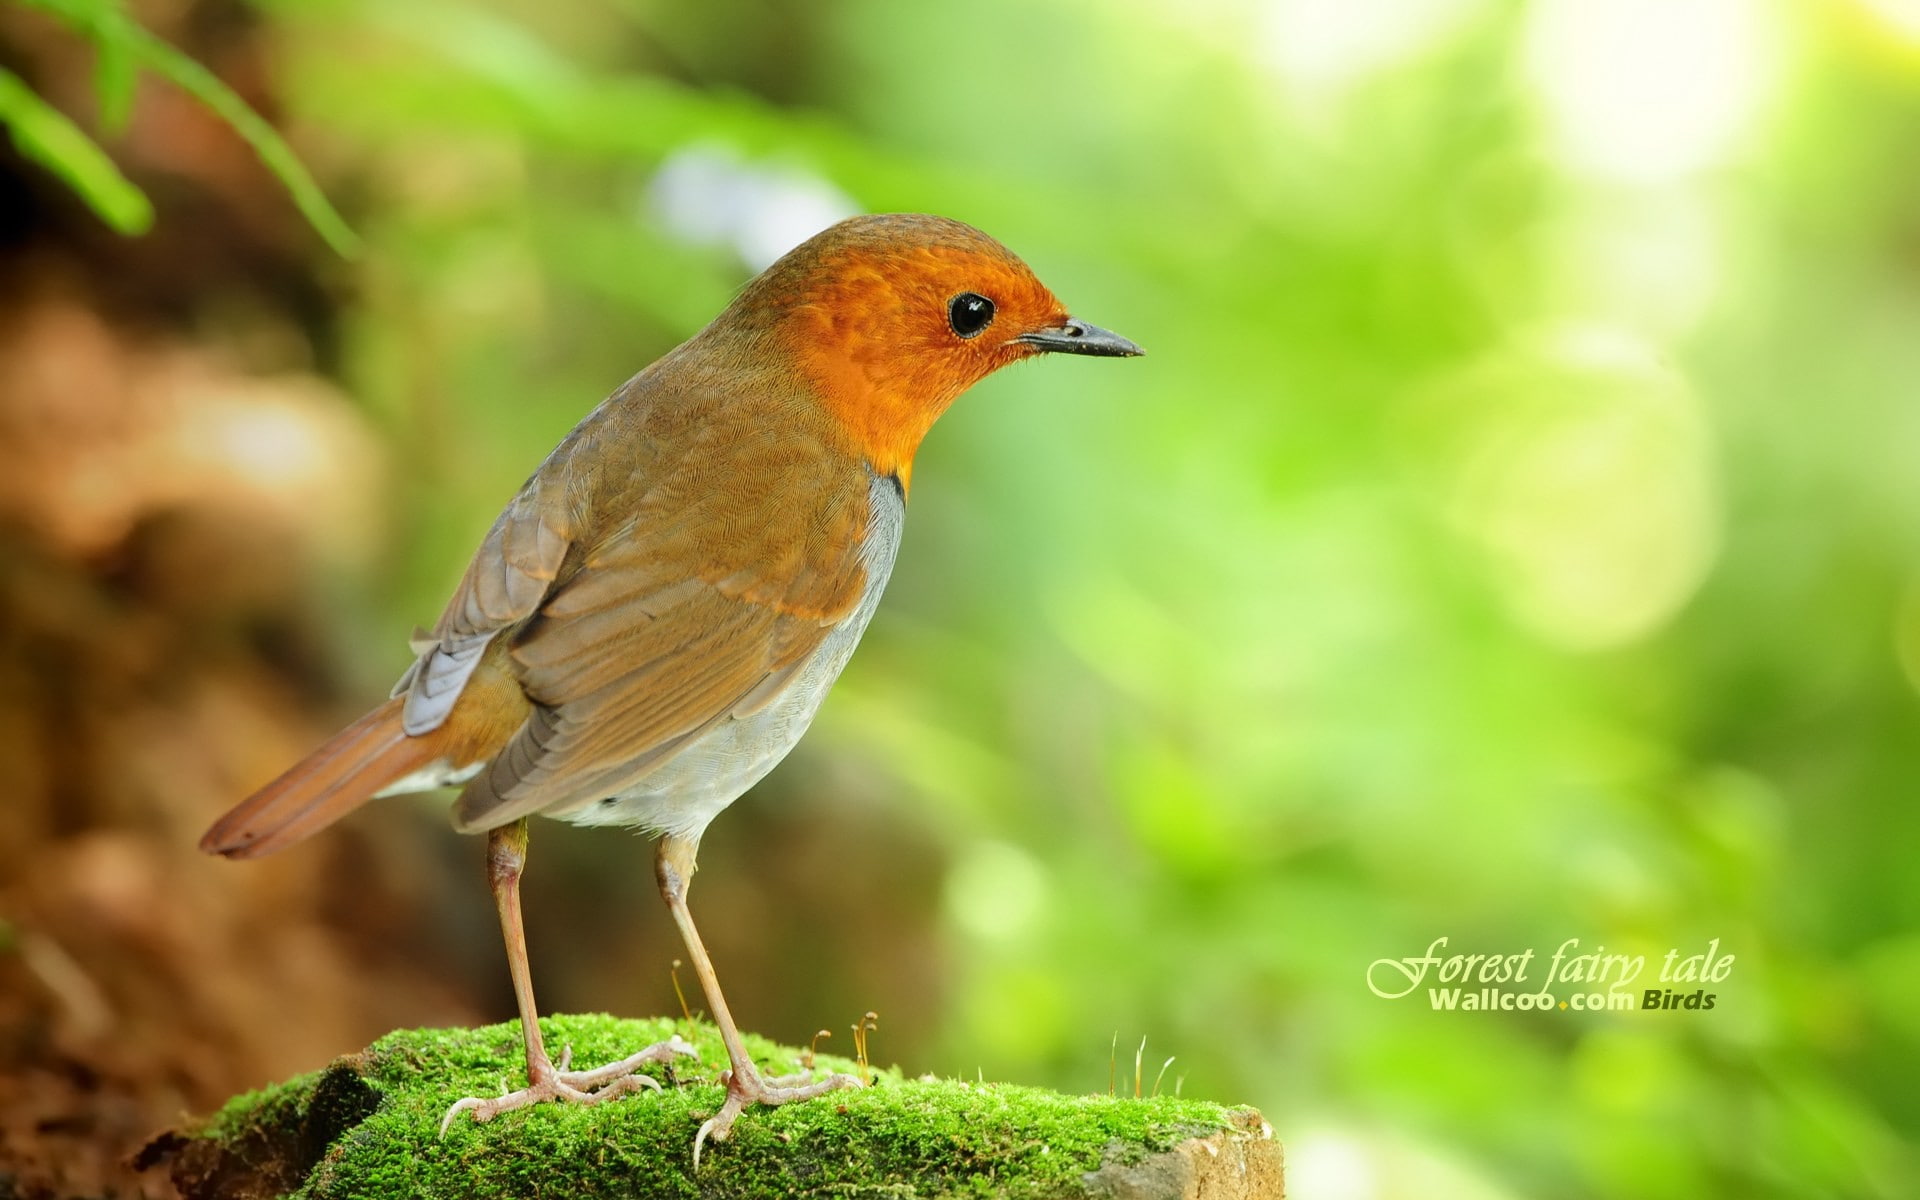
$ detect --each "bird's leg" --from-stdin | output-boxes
[440,820,696,1135]
[655,834,863,1165]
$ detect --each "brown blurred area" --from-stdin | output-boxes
[0,5,947,1196]
[0,5,478,1196]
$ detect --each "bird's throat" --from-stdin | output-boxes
[792,344,957,495]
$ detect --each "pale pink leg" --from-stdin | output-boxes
[440,820,695,1135]
[655,834,863,1166]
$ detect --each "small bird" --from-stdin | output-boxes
[199,213,1141,1157]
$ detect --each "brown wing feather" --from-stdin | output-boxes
[394,475,579,735]
[448,389,877,832]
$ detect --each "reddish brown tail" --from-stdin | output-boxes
[200,698,443,859]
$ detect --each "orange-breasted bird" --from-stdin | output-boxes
[199,213,1141,1158]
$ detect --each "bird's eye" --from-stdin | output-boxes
[947,292,995,339]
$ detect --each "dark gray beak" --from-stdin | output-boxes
[1015,318,1143,358]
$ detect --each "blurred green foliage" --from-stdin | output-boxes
[24,0,1920,1195]
[0,62,151,231]
[14,0,357,250]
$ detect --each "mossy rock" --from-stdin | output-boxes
[147,1014,1282,1198]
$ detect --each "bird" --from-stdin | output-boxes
[198,212,1142,1159]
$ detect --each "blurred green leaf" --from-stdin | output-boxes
[0,66,152,233]
[92,27,136,133]
[18,0,360,256]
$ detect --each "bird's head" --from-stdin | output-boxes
[719,213,1141,489]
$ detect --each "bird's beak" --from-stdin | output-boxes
[1015,318,1144,358]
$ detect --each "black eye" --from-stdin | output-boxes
[948,292,995,339]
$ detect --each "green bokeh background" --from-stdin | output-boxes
[24,0,1920,1195]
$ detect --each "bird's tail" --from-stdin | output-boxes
[200,698,443,859]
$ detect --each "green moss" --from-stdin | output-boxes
[200,1069,326,1143]
[182,1015,1261,1199]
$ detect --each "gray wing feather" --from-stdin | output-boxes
[394,481,574,736]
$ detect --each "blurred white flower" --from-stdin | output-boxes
[647,145,859,271]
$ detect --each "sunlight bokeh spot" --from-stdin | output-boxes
[1523,0,1783,181]
[1287,1131,1377,1200]
[1856,0,1920,41]
[1257,0,1487,96]
[1541,190,1727,338]
[1415,325,1719,650]
[943,840,1051,944]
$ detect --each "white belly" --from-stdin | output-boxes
[560,472,904,839]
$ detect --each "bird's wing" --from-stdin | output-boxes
[448,424,879,831]
[392,476,577,736]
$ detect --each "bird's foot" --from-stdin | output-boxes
[439,1036,698,1136]
[692,1063,864,1167]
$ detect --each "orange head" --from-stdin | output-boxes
[713,213,1141,488]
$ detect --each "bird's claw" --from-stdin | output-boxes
[439,1035,698,1137]
[690,1065,865,1168]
